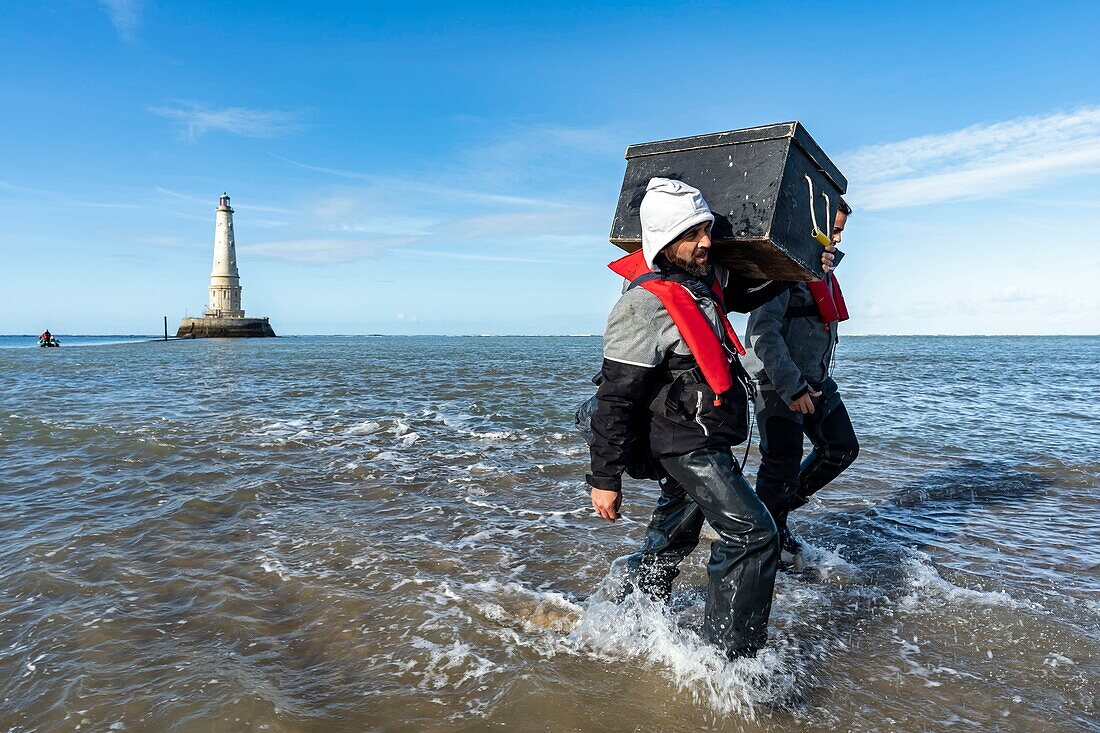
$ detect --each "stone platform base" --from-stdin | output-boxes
[176,317,277,338]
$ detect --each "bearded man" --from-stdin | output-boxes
[586,178,835,658]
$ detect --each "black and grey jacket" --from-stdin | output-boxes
[586,261,790,492]
[742,279,840,403]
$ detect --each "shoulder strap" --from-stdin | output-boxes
[626,272,662,292]
[784,304,820,319]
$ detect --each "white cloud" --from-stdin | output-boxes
[155,186,207,203]
[270,154,555,207]
[453,123,621,189]
[169,123,617,264]
[134,235,205,250]
[239,236,414,263]
[150,103,306,141]
[255,123,618,263]
[76,201,141,209]
[425,208,606,241]
[0,179,141,209]
[840,106,1100,210]
[402,249,569,265]
[98,0,141,40]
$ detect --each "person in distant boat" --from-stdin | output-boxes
[586,178,836,659]
[743,200,858,565]
[40,330,51,342]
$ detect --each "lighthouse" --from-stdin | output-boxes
[205,193,244,318]
[176,194,276,338]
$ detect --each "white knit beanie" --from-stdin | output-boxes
[639,177,715,271]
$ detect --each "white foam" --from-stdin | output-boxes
[258,556,291,581]
[411,638,497,689]
[569,581,795,717]
[465,429,519,442]
[1043,652,1074,668]
[791,542,860,583]
[461,579,583,641]
[899,552,1032,611]
[347,420,382,435]
[454,527,524,550]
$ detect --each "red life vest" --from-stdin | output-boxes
[608,250,745,398]
[806,276,849,324]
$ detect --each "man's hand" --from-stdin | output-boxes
[789,389,823,414]
[821,246,837,273]
[591,487,622,521]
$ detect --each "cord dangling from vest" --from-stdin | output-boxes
[742,405,755,469]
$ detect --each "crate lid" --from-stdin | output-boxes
[624,121,846,192]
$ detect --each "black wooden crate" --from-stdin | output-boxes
[610,122,847,281]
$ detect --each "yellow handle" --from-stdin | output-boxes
[813,230,832,248]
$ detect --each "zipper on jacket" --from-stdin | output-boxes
[694,391,710,438]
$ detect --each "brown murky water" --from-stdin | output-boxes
[1,336,1097,732]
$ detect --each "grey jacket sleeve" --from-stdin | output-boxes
[745,287,810,403]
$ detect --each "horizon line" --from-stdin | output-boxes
[2,333,1097,339]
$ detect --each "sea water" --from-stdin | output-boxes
[0,336,1097,732]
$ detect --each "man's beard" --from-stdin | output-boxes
[667,248,709,277]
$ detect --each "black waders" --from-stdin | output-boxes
[624,448,779,659]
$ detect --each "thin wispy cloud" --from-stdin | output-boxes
[163,209,210,223]
[270,154,553,207]
[425,208,607,241]
[150,102,306,141]
[153,186,285,214]
[76,201,141,209]
[217,123,616,264]
[270,121,619,208]
[1,180,142,209]
[841,106,1100,209]
[402,249,571,265]
[240,236,416,263]
[451,122,621,191]
[0,180,54,196]
[134,235,205,251]
[98,0,141,41]
[155,186,206,203]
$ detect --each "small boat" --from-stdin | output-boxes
[38,337,60,348]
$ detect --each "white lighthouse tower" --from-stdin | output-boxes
[204,193,244,318]
[176,193,276,338]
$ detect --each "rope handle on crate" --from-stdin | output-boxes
[804,175,834,248]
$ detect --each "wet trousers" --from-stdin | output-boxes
[754,377,859,530]
[624,448,779,658]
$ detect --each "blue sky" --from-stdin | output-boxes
[1,0,1097,335]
